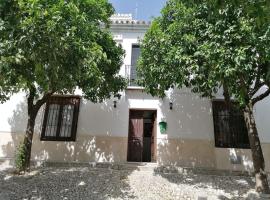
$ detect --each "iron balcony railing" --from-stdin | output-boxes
[125,65,139,87]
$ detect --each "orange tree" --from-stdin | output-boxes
[0,0,126,171]
[138,0,270,193]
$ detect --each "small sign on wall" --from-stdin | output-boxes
[159,121,167,134]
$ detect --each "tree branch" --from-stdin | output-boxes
[250,82,265,96]
[254,66,262,88]
[33,91,54,115]
[250,62,270,96]
[252,88,270,105]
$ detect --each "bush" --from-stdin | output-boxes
[15,142,26,172]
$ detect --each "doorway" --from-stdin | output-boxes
[127,110,157,162]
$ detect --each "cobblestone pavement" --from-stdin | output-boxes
[0,166,269,200]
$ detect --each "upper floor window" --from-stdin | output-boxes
[131,44,141,66]
[41,96,80,141]
[212,100,250,149]
[126,44,141,87]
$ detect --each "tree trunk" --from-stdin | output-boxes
[21,110,37,172]
[244,102,270,194]
[16,87,52,172]
[19,86,38,172]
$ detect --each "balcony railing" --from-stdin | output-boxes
[125,65,139,87]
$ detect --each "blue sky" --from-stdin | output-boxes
[109,0,167,20]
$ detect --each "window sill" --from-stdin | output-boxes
[215,146,251,149]
[40,137,76,142]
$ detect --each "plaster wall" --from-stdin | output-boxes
[0,22,270,172]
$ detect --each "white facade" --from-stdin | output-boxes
[0,14,270,172]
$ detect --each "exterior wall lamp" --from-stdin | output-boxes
[169,102,173,110]
[113,93,121,108]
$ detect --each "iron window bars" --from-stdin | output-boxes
[212,100,250,149]
[41,96,80,141]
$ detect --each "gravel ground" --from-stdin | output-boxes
[0,166,269,200]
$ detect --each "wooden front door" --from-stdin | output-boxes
[127,110,144,162]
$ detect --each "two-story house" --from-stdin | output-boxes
[1,14,270,172]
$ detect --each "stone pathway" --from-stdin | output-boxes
[0,166,269,200]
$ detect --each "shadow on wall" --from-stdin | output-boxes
[121,89,218,168]
[77,97,129,137]
[30,135,128,163]
[156,138,216,168]
[156,89,217,169]
[1,88,258,172]
[215,148,254,172]
[156,89,257,172]
[2,97,128,164]
[1,100,29,162]
[160,89,214,140]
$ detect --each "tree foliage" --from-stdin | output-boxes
[138,0,270,193]
[0,0,126,171]
[138,0,270,106]
[0,0,126,103]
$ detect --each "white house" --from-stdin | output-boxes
[1,14,270,172]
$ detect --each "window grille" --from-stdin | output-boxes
[41,96,80,141]
[212,100,250,149]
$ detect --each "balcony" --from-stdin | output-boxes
[125,65,143,89]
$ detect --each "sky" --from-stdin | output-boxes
[109,0,167,21]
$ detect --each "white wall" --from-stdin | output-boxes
[0,92,44,134]
[0,85,215,142]
[113,31,146,77]
[254,97,270,143]
[0,93,26,133]
[0,23,269,145]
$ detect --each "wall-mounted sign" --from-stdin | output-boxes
[159,121,167,134]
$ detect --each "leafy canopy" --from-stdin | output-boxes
[0,0,126,103]
[138,0,270,105]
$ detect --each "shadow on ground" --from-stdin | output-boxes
[153,166,264,200]
[0,167,136,200]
